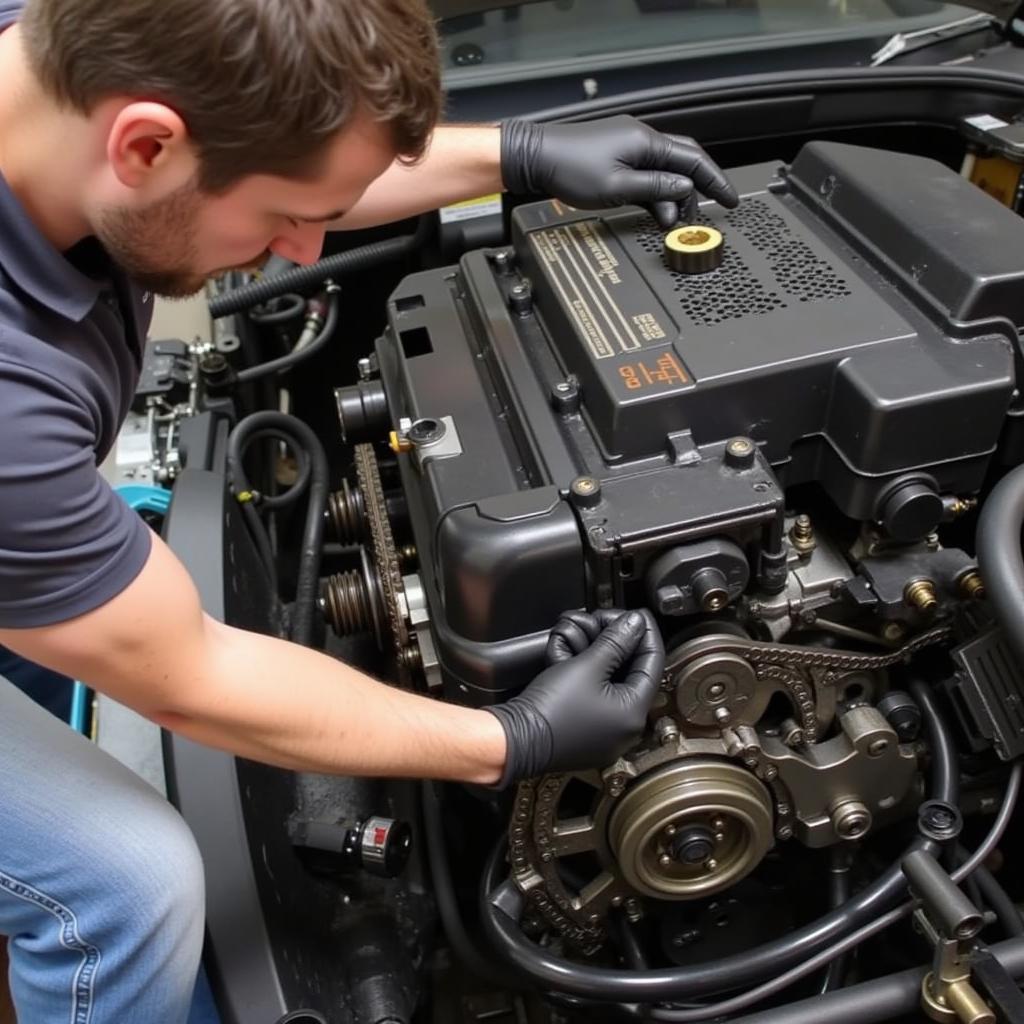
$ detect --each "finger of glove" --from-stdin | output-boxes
[546,608,628,661]
[649,200,681,231]
[662,135,739,209]
[606,168,694,208]
[580,611,645,676]
[621,609,666,706]
[547,611,602,662]
[589,608,627,630]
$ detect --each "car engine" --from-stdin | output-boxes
[151,136,1024,1022]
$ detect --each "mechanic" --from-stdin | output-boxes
[0,0,738,1020]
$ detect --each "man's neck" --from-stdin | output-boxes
[0,24,94,251]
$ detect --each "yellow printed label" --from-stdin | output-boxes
[438,193,503,224]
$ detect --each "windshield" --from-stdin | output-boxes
[437,1,978,77]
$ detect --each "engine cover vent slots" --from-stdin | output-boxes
[726,199,852,305]
[633,197,851,327]
[634,214,783,326]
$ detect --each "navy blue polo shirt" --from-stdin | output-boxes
[0,2,155,627]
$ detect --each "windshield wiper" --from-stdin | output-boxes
[870,11,997,66]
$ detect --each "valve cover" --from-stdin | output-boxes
[373,141,1022,701]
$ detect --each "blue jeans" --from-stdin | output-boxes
[0,673,206,1023]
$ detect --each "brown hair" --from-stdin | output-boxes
[20,0,443,192]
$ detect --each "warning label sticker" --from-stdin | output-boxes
[529,220,683,375]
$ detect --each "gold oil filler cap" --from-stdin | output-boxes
[663,225,724,274]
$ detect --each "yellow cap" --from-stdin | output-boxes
[663,225,724,274]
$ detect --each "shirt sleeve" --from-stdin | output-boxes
[0,355,152,628]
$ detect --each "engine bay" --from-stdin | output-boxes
[141,129,1024,1023]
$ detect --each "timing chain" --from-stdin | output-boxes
[354,443,409,658]
[664,623,953,678]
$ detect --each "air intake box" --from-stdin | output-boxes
[373,142,1020,701]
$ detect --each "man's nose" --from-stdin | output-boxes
[268,222,327,266]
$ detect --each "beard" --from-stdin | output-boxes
[95,180,209,299]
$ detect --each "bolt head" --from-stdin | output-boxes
[659,854,672,868]
[705,859,718,871]
[868,738,889,757]
[777,826,793,840]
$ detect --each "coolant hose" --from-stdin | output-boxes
[480,682,957,1001]
[977,461,1024,669]
[210,234,417,319]
[226,412,329,648]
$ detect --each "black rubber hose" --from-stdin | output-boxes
[227,412,329,648]
[960,842,1024,938]
[229,426,313,511]
[977,866,1024,937]
[977,462,1024,670]
[209,234,417,319]
[235,291,340,384]
[248,292,306,326]
[723,936,1024,1024]
[480,691,956,1001]
[819,847,853,994]
[910,680,959,806]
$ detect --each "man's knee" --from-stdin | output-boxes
[86,787,205,942]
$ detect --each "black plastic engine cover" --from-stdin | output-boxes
[375,141,1020,703]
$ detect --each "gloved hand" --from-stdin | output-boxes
[500,115,739,230]
[485,608,665,788]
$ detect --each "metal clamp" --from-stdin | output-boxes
[902,850,994,1024]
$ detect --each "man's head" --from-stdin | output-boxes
[19,0,442,295]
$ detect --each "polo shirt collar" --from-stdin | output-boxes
[0,169,104,322]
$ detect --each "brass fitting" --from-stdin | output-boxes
[958,571,986,601]
[922,973,995,1024]
[947,497,979,520]
[905,578,939,615]
[789,514,816,556]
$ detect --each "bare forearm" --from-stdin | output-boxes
[0,536,506,784]
[335,124,501,229]
[154,617,506,783]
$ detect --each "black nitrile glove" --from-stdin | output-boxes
[485,609,665,788]
[500,115,739,230]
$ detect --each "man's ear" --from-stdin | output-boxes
[106,101,193,190]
